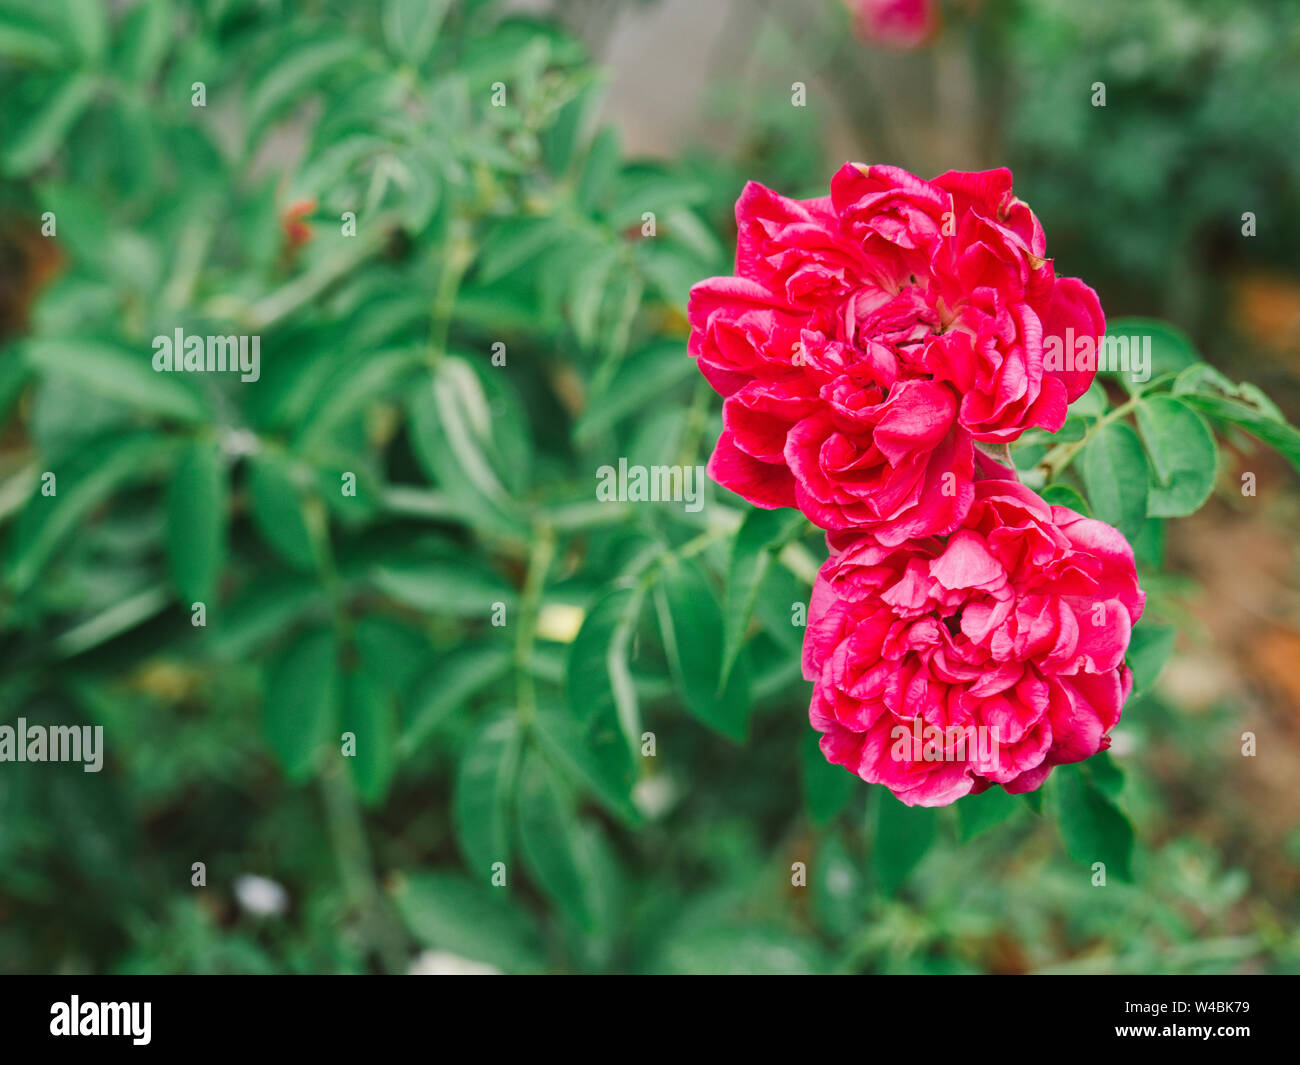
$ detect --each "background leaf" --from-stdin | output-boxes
[453,715,520,881]
[382,0,450,67]
[166,438,225,605]
[23,339,206,422]
[957,787,1021,842]
[248,453,319,571]
[515,750,604,932]
[801,728,856,827]
[566,585,641,735]
[655,557,751,742]
[265,627,339,781]
[721,508,803,690]
[342,667,397,805]
[402,644,512,757]
[1126,624,1175,694]
[392,873,544,974]
[873,792,936,895]
[532,699,639,826]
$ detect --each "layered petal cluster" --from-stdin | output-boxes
[689,164,1103,544]
[801,479,1145,806]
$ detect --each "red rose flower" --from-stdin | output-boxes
[689,164,1102,539]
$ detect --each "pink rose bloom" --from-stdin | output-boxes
[849,0,940,49]
[689,164,1102,540]
[801,478,1145,806]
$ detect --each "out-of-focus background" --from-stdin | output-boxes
[1,0,1298,974]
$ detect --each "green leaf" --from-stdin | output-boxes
[1089,751,1126,799]
[95,95,158,201]
[6,431,167,593]
[1131,516,1165,570]
[655,557,751,742]
[811,834,864,938]
[1135,395,1217,517]
[23,339,207,422]
[476,217,568,283]
[453,715,520,881]
[1104,317,1200,392]
[516,750,602,931]
[264,627,339,781]
[755,560,807,653]
[381,0,450,67]
[294,346,423,452]
[609,171,710,230]
[957,787,1021,841]
[294,132,388,200]
[873,791,936,894]
[372,553,516,617]
[573,341,694,444]
[1039,483,1091,516]
[3,73,97,177]
[409,361,525,537]
[1171,362,1238,399]
[246,37,365,147]
[353,616,428,695]
[209,573,328,661]
[722,508,803,690]
[1053,764,1135,881]
[52,583,171,659]
[1054,415,1089,444]
[567,247,618,350]
[532,699,639,825]
[31,185,133,280]
[166,438,225,606]
[801,728,856,826]
[624,404,686,470]
[541,77,604,176]
[1127,624,1175,693]
[114,0,172,85]
[566,586,641,732]
[391,872,544,974]
[1080,421,1149,541]
[0,16,64,66]
[660,205,725,265]
[341,668,397,805]
[1070,380,1108,419]
[577,125,621,212]
[401,644,513,757]
[61,0,109,63]
[655,925,829,975]
[392,145,443,231]
[1175,388,1300,474]
[247,453,319,571]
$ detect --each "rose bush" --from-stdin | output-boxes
[4,0,1299,976]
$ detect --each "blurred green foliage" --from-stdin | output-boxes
[1004,0,1300,330]
[0,0,1297,975]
